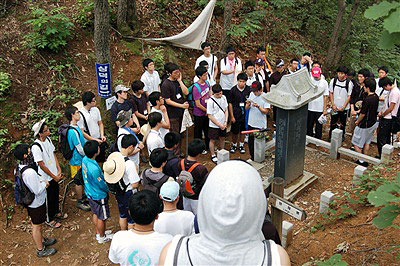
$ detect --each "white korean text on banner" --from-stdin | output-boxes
[96,63,112,98]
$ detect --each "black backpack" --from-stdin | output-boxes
[107,157,130,195]
[332,78,350,93]
[57,124,80,160]
[14,165,35,207]
[109,133,129,153]
[141,169,169,195]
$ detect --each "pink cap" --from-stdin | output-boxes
[312,67,322,78]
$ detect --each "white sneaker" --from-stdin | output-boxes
[202,150,208,155]
[98,233,114,244]
[244,135,249,143]
[96,230,113,241]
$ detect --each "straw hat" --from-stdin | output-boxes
[116,110,132,128]
[140,123,151,137]
[103,152,125,184]
[32,118,46,137]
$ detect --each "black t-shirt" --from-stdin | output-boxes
[110,100,136,122]
[161,79,185,119]
[163,150,180,179]
[269,70,287,86]
[228,85,251,121]
[180,159,208,200]
[359,93,379,128]
[350,83,367,111]
[130,94,148,126]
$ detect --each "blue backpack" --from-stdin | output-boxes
[187,81,210,107]
[14,166,35,207]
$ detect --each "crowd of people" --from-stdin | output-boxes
[12,41,399,264]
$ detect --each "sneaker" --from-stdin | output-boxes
[211,155,218,164]
[244,135,249,143]
[239,146,246,154]
[81,194,90,204]
[37,246,57,257]
[98,233,114,244]
[96,230,113,241]
[230,145,237,154]
[202,150,208,155]
[355,160,369,167]
[43,238,57,247]
[273,123,276,128]
[76,200,91,211]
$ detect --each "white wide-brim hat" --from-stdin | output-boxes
[103,152,125,184]
[32,118,46,137]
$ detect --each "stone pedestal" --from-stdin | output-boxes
[274,105,308,184]
[329,129,343,159]
[353,165,367,184]
[381,144,394,164]
[319,191,335,214]
[254,137,266,163]
[217,149,229,164]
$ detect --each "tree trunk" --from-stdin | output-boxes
[220,0,233,52]
[127,0,138,30]
[94,0,111,64]
[117,0,137,35]
[332,0,361,67]
[325,0,346,73]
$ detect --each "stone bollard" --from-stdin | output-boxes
[217,149,229,164]
[281,221,293,248]
[254,137,266,163]
[381,144,394,164]
[329,129,343,159]
[319,191,335,214]
[353,165,367,184]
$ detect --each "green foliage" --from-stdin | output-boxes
[143,46,165,71]
[227,10,263,38]
[315,254,348,266]
[0,129,8,149]
[368,174,400,229]
[24,7,74,52]
[0,71,11,100]
[285,40,307,56]
[75,0,95,28]
[364,1,400,48]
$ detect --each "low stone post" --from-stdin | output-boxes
[217,149,229,164]
[254,137,266,163]
[281,221,293,248]
[319,191,335,214]
[353,165,367,184]
[329,129,343,159]
[381,144,394,164]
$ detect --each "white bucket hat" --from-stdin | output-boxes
[32,118,46,137]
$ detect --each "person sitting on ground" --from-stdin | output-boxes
[140,58,161,97]
[82,140,113,244]
[109,190,172,265]
[193,66,211,154]
[158,160,291,265]
[288,58,299,74]
[307,67,329,140]
[146,112,165,155]
[352,78,379,167]
[104,135,140,230]
[32,119,65,228]
[149,91,170,140]
[163,132,181,179]
[141,148,170,195]
[77,91,107,164]
[220,46,243,97]
[194,41,218,86]
[13,144,57,257]
[179,139,209,215]
[245,81,270,161]
[65,105,90,211]
[229,72,251,154]
[207,84,229,164]
[154,180,195,236]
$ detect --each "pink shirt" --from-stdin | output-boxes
[193,82,210,116]
[383,86,400,119]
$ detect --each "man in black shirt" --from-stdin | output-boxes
[351,78,379,167]
[349,68,370,134]
[269,59,287,127]
[228,73,251,154]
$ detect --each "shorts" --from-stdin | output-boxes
[88,197,110,221]
[231,120,246,135]
[115,190,134,224]
[27,203,46,225]
[70,165,81,179]
[352,122,378,148]
[208,127,226,140]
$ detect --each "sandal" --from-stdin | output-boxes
[45,220,62,228]
[54,212,68,220]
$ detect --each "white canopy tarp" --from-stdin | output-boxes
[143,0,216,50]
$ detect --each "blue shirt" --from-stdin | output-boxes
[68,125,86,166]
[82,156,109,200]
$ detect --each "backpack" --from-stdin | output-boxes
[223,56,239,66]
[187,81,210,107]
[332,78,350,93]
[141,169,169,195]
[57,124,80,160]
[108,133,129,153]
[177,159,201,197]
[107,157,130,196]
[14,165,35,207]
[78,111,91,135]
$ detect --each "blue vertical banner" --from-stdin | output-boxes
[96,63,112,98]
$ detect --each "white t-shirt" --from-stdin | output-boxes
[375,78,389,112]
[329,78,353,110]
[195,54,218,86]
[146,129,164,155]
[207,95,228,128]
[77,107,102,139]
[109,230,172,266]
[117,128,140,167]
[17,165,47,208]
[308,78,329,112]
[122,159,140,192]
[31,138,58,182]
[383,86,400,119]
[246,75,264,88]
[220,57,242,91]
[247,92,270,129]
[141,70,161,95]
[150,107,169,139]
[154,210,195,236]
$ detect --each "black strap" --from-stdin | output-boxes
[31,142,43,152]
[78,111,91,136]
[173,236,185,266]
[142,169,169,188]
[186,238,194,266]
[211,97,225,113]
[261,240,272,265]
[211,55,215,77]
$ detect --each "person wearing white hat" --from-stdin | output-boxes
[104,135,140,231]
[154,180,195,236]
[31,119,66,228]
